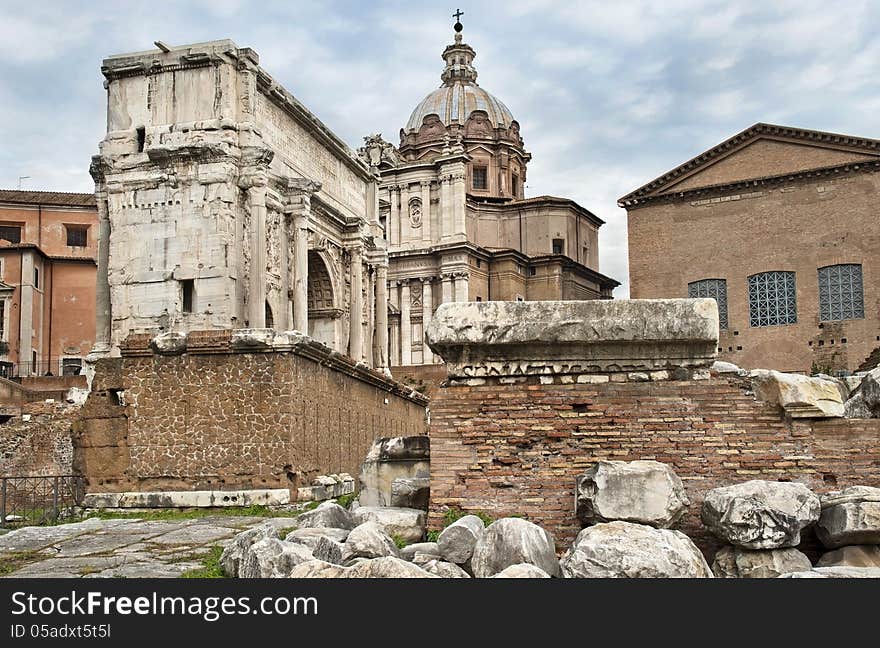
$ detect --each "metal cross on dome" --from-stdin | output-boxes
[453,9,463,21]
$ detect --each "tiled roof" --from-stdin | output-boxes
[0,189,96,208]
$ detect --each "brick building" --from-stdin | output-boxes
[619,123,880,374]
[0,190,98,378]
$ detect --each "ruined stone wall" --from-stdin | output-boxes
[0,402,79,476]
[73,330,427,495]
[428,375,880,558]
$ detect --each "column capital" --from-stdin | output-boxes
[419,180,432,188]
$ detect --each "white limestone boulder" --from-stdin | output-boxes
[576,460,689,528]
[816,486,880,548]
[438,514,486,564]
[780,567,880,579]
[344,521,400,559]
[283,527,350,550]
[399,542,441,562]
[711,360,746,375]
[470,518,560,578]
[701,480,820,549]
[219,523,277,577]
[150,331,187,355]
[844,368,880,418]
[817,545,880,568]
[750,369,844,418]
[343,556,438,578]
[419,559,471,578]
[288,560,348,578]
[239,537,315,578]
[293,501,355,531]
[312,536,344,565]
[492,563,552,578]
[390,477,430,510]
[560,521,713,578]
[352,506,426,544]
[711,546,812,578]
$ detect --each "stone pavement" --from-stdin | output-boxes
[0,515,300,578]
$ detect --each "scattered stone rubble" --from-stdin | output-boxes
[214,452,880,578]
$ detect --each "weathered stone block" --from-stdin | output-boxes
[701,480,820,549]
[575,460,689,528]
[817,545,880,568]
[844,368,880,418]
[817,486,880,548]
[351,506,425,544]
[750,369,844,418]
[712,546,812,578]
[425,299,719,378]
[560,520,713,578]
[470,518,560,578]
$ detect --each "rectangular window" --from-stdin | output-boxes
[62,358,83,376]
[472,166,488,190]
[181,279,194,313]
[66,225,88,247]
[0,299,5,340]
[33,267,39,289]
[32,350,37,375]
[818,264,864,321]
[476,259,482,268]
[552,238,565,255]
[476,296,482,302]
[0,225,21,244]
[688,278,729,330]
[511,174,519,197]
[748,271,797,327]
[529,267,537,277]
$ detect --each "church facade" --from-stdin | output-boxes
[359,23,618,367]
[620,123,880,374]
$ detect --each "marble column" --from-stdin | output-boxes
[390,319,400,366]
[441,273,453,304]
[421,277,434,364]
[349,247,363,362]
[247,183,268,328]
[420,181,432,243]
[287,179,320,333]
[454,272,469,302]
[439,175,451,241]
[400,280,411,366]
[452,172,467,239]
[277,208,290,330]
[92,189,112,353]
[376,265,389,371]
[389,186,400,247]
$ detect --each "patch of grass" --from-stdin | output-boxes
[89,504,297,522]
[442,507,494,528]
[275,526,297,539]
[391,533,408,549]
[335,494,356,509]
[180,546,225,579]
[77,565,103,576]
[425,529,440,543]
[0,550,43,576]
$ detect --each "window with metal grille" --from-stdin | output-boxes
[688,278,729,330]
[0,225,21,244]
[472,166,487,190]
[748,271,797,327]
[62,358,83,376]
[552,238,565,255]
[818,264,864,321]
[66,225,88,247]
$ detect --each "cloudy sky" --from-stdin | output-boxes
[1,0,878,296]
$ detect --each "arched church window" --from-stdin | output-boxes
[688,278,728,330]
[818,264,864,322]
[748,271,797,327]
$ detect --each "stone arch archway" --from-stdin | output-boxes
[308,251,342,349]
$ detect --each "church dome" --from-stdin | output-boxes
[403,28,516,134]
[405,83,515,133]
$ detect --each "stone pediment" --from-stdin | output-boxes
[619,123,880,206]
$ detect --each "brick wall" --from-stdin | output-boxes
[0,402,79,476]
[428,375,880,559]
[74,331,428,496]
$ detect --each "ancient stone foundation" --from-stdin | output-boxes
[425,300,880,559]
[73,330,427,497]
